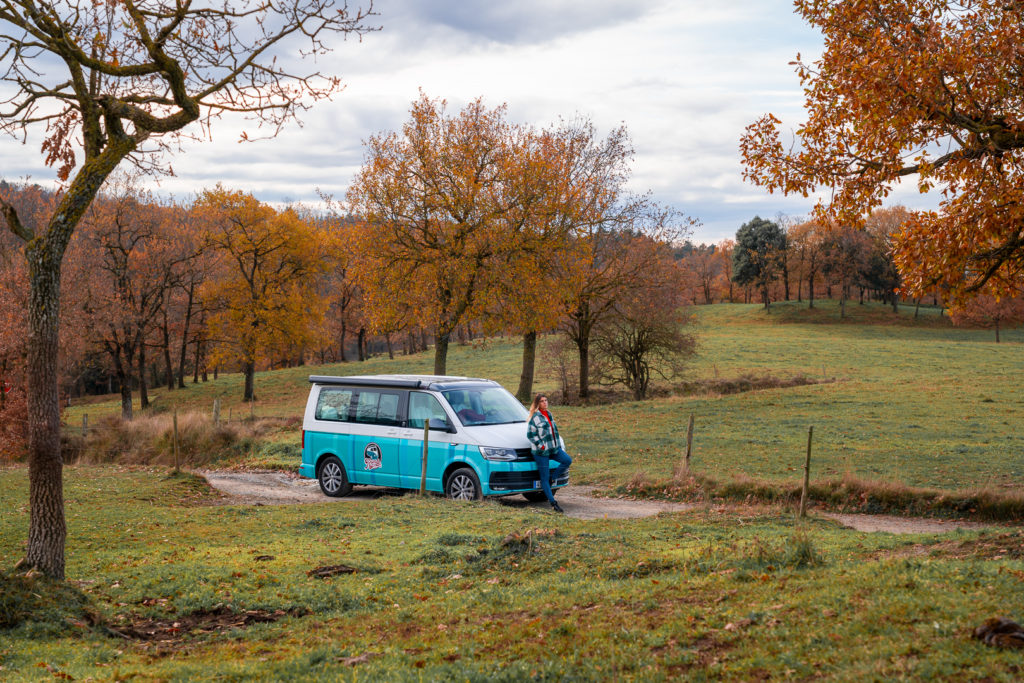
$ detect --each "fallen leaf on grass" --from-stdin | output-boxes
[724,618,753,631]
[37,662,74,680]
[338,652,380,666]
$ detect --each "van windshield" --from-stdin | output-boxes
[441,386,529,427]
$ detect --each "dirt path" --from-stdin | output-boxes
[199,470,995,534]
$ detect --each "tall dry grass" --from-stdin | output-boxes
[61,413,294,467]
[621,469,1024,521]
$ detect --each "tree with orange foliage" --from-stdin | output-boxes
[788,220,826,308]
[592,235,695,400]
[950,294,1024,343]
[741,1,1024,305]
[562,205,696,400]
[78,177,186,419]
[488,117,627,402]
[715,240,736,302]
[349,94,551,376]
[681,245,723,305]
[863,207,911,311]
[821,224,872,318]
[196,188,328,401]
[0,1,373,578]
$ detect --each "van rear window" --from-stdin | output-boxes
[316,388,353,421]
[354,390,402,426]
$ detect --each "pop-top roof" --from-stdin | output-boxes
[308,374,498,390]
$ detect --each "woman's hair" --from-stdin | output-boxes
[528,393,547,418]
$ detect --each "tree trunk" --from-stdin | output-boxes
[177,283,195,388]
[385,333,394,360]
[339,321,347,362]
[578,335,591,399]
[161,310,174,390]
[192,334,201,384]
[138,341,150,410]
[24,255,66,579]
[516,330,537,403]
[434,330,450,375]
[243,360,255,401]
[357,328,366,362]
[995,323,1001,343]
[115,348,133,420]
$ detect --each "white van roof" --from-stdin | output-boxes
[308,374,499,390]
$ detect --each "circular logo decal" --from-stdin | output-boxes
[363,443,383,471]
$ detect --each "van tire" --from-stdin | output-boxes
[522,491,550,503]
[445,467,482,501]
[318,456,352,497]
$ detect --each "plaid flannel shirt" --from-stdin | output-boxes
[527,410,561,458]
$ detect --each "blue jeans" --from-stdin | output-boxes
[534,448,572,505]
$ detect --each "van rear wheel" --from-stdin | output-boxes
[318,456,352,497]
[445,467,482,501]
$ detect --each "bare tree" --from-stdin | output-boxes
[593,237,695,400]
[0,1,375,579]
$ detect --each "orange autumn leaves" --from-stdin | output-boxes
[740,0,1024,303]
[195,187,331,400]
[346,94,642,375]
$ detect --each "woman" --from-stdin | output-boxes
[526,393,572,513]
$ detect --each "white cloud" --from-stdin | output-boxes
[0,1,942,244]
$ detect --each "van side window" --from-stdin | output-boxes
[354,390,402,426]
[316,388,353,421]
[408,392,451,431]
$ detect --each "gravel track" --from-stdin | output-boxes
[199,470,995,533]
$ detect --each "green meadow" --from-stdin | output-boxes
[4,300,1023,680]
[62,300,1024,494]
[2,467,1024,680]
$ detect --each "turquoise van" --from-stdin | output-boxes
[299,375,568,500]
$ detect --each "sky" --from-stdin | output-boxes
[0,0,933,245]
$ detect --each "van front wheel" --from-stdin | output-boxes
[445,467,482,501]
[318,456,352,497]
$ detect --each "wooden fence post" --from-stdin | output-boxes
[213,398,220,426]
[419,419,430,496]
[684,414,695,472]
[799,426,813,518]
[173,409,181,473]
[82,413,88,438]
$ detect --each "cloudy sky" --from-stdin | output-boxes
[1,1,931,244]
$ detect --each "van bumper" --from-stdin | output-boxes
[486,471,569,494]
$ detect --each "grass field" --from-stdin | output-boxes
[59,300,1024,495]
[2,466,1024,680]
[3,301,1024,679]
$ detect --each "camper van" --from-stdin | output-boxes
[299,375,568,500]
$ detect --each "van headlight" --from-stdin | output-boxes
[480,446,517,461]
